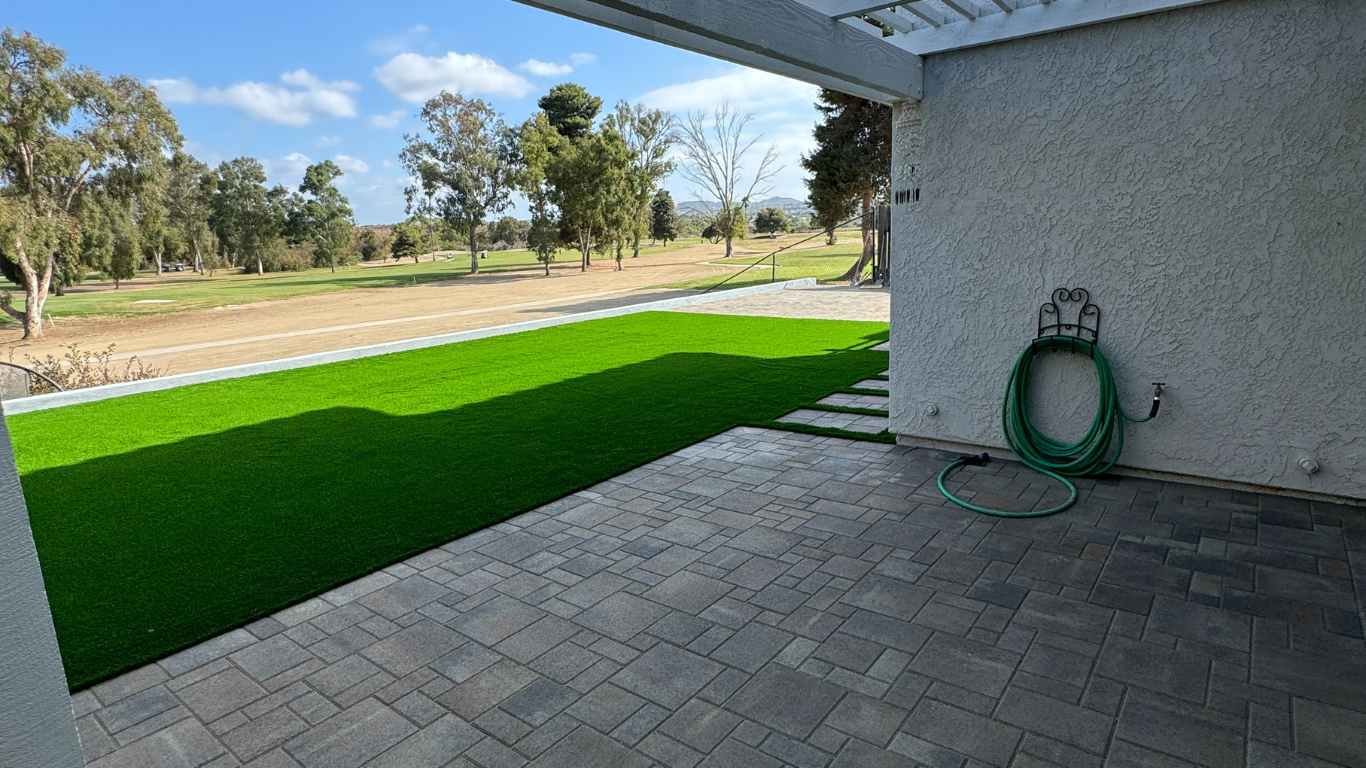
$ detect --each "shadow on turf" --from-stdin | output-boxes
[26,342,888,689]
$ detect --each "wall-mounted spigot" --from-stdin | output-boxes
[1149,382,1165,419]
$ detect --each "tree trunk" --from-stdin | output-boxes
[5,246,56,340]
[580,230,590,272]
[861,189,873,239]
[633,234,641,259]
[257,256,264,275]
[724,235,734,258]
[193,238,203,274]
[154,251,163,274]
[469,232,479,275]
[840,231,877,285]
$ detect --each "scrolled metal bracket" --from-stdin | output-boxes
[1038,288,1100,345]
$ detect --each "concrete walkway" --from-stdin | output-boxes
[72,428,1366,768]
[670,285,889,323]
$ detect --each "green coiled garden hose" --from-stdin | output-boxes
[937,336,1158,517]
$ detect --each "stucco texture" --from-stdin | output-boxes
[889,0,1366,499]
[0,403,83,768]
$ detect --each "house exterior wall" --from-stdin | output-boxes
[0,401,83,766]
[889,0,1366,500]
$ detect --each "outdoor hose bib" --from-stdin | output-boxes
[937,288,1161,517]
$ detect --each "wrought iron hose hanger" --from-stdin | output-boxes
[701,212,867,294]
[936,288,1161,517]
[0,360,64,392]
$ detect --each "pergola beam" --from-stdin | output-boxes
[808,0,907,19]
[513,0,923,101]
[939,0,979,21]
[890,0,1230,55]
[901,2,948,27]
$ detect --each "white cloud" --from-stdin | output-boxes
[369,24,431,57]
[150,70,360,126]
[316,135,342,147]
[570,52,597,67]
[647,68,823,205]
[264,152,313,185]
[375,52,533,102]
[368,109,406,130]
[639,67,817,113]
[381,159,395,168]
[519,59,573,77]
[333,155,371,174]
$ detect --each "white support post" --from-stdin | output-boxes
[0,400,84,768]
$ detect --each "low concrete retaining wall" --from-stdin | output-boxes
[5,279,818,415]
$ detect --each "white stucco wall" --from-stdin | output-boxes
[0,402,84,767]
[889,0,1366,500]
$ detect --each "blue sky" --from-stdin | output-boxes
[9,0,822,224]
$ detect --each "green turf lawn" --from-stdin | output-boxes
[17,244,690,322]
[10,311,888,689]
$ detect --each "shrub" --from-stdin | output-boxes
[257,239,312,273]
[17,344,162,394]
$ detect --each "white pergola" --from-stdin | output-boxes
[511,0,1229,103]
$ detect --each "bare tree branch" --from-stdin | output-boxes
[674,105,783,257]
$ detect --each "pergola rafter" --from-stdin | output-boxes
[508,0,1233,99]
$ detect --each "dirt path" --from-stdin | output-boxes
[6,244,748,375]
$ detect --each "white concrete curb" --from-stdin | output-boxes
[5,279,818,416]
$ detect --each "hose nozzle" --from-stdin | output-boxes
[960,452,991,467]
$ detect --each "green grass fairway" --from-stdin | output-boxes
[661,239,866,291]
[11,312,888,689]
[16,243,690,322]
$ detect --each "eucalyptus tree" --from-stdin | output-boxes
[544,127,634,271]
[403,179,441,261]
[208,157,295,274]
[676,105,780,258]
[0,29,180,338]
[164,151,213,273]
[400,92,517,275]
[515,112,564,276]
[603,102,676,258]
[136,159,170,274]
[292,160,355,272]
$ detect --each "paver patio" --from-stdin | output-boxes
[72,427,1366,768]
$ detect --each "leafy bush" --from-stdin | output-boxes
[257,239,312,273]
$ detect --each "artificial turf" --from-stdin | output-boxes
[9,311,889,689]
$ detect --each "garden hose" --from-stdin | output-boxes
[937,336,1160,517]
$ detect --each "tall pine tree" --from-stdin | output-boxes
[800,89,891,243]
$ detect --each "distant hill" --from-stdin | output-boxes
[677,196,812,218]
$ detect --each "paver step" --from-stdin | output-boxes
[775,408,888,434]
